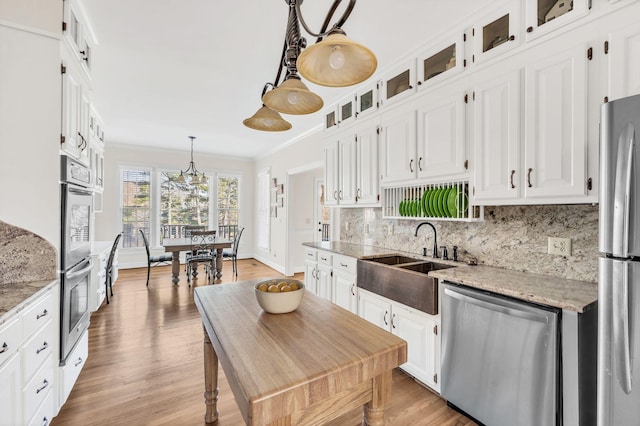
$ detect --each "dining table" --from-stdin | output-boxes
[194,278,408,425]
[162,237,232,284]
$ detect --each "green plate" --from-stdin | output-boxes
[437,188,447,217]
[422,190,431,217]
[411,199,418,217]
[431,188,443,217]
[445,188,455,217]
[399,200,406,216]
[416,198,423,217]
[398,200,404,216]
[447,187,469,217]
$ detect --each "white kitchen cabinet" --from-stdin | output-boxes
[472,68,522,202]
[316,252,333,302]
[332,254,358,314]
[355,84,378,119]
[470,3,521,65]
[323,106,339,133]
[89,241,112,312]
[523,43,588,199]
[0,318,21,426]
[324,140,339,206]
[358,289,440,392]
[417,33,466,91]
[59,330,88,407]
[416,84,468,181]
[339,134,358,205]
[524,0,590,41]
[379,103,417,185]
[378,59,417,108]
[60,63,82,159]
[338,94,356,127]
[355,119,380,205]
[303,248,318,295]
[608,20,640,100]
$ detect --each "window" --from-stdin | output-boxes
[121,168,151,248]
[159,171,209,242]
[256,169,270,249]
[217,175,239,240]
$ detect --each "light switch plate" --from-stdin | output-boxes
[548,237,572,256]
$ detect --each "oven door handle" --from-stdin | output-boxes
[67,260,93,280]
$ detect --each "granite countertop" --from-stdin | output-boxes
[0,279,58,324]
[303,241,598,313]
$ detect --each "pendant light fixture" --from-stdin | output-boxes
[177,136,207,184]
[243,0,376,131]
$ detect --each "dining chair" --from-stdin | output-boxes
[183,225,206,271]
[105,232,122,304]
[187,230,217,284]
[139,229,173,287]
[223,226,244,277]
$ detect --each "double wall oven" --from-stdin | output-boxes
[60,155,93,365]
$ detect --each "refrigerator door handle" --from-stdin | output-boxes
[613,260,633,394]
[612,124,635,257]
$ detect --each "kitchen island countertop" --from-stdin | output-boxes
[0,279,58,324]
[303,241,598,313]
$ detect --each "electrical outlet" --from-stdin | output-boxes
[387,223,394,236]
[548,237,572,256]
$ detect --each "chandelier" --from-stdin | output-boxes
[243,0,377,132]
[177,136,206,184]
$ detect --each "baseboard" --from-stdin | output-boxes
[252,254,285,275]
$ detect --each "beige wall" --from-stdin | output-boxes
[96,143,255,268]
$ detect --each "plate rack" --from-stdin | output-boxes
[382,180,484,222]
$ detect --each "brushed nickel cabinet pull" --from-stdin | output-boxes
[36,379,49,394]
[74,356,83,367]
[527,168,533,188]
[383,311,388,326]
[36,341,49,354]
[0,342,8,354]
[37,309,48,320]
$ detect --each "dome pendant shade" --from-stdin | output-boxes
[298,32,377,87]
[262,78,324,115]
[243,105,292,131]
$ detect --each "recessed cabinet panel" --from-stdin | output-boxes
[608,22,640,100]
[525,0,589,40]
[380,106,417,185]
[324,140,339,206]
[339,135,357,204]
[472,69,521,202]
[524,44,587,198]
[356,120,380,205]
[61,66,81,159]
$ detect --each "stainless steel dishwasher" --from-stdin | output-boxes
[441,282,560,426]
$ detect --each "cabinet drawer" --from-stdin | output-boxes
[317,251,333,266]
[22,290,54,340]
[21,320,55,384]
[23,356,54,423]
[61,329,88,405]
[332,254,356,274]
[0,316,21,367]
[27,388,55,426]
[304,248,317,261]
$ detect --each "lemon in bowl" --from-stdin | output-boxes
[254,279,305,314]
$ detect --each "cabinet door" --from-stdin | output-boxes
[471,4,520,65]
[324,140,339,206]
[392,304,438,390]
[61,66,80,158]
[0,354,21,426]
[379,59,417,107]
[608,22,640,101]
[356,85,378,119]
[316,264,333,301]
[333,270,357,314]
[356,121,380,205]
[303,260,317,295]
[77,91,90,165]
[338,95,356,127]
[525,0,589,41]
[416,86,467,180]
[339,134,357,205]
[472,69,521,203]
[524,44,587,198]
[417,35,465,90]
[358,290,391,331]
[380,106,417,185]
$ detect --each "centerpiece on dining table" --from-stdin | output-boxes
[254,278,305,314]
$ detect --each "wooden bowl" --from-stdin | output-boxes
[254,279,305,314]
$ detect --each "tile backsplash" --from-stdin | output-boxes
[340,204,598,283]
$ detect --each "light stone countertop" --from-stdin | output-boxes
[0,279,58,325]
[303,241,598,313]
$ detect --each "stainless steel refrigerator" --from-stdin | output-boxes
[598,93,640,425]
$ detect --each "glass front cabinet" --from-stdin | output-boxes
[471,4,521,65]
[417,35,466,91]
[525,0,590,41]
[323,106,339,132]
[378,59,417,107]
[356,85,378,119]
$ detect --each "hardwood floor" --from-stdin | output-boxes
[52,259,475,426]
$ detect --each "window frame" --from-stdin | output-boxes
[119,165,153,250]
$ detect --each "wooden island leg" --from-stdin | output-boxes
[362,370,392,426]
[171,250,181,284]
[203,325,219,424]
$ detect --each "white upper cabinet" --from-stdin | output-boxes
[378,59,417,108]
[416,85,467,181]
[323,106,339,133]
[417,34,466,91]
[62,0,93,77]
[324,139,339,206]
[524,0,590,41]
[338,94,356,127]
[355,84,379,119]
[339,134,358,205]
[379,103,417,185]
[61,66,81,159]
[355,118,380,205]
[608,20,640,101]
[472,68,522,202]
[523,43,588,199]
[470,3,521,65]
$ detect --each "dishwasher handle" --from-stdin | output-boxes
[444,286,553,324]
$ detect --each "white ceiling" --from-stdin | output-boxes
[81,0,489,159]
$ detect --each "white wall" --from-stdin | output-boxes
[0,8,61,252]
[254,131,324,273]
[95,143,255,268]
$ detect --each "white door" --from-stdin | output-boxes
[416,85,467,180]
[61,65,81,158]
[472,68,521,203]
[324,140,339,206]
[358,290,391,331]
[356,119,379,205]
[524,43,588,199]
[333,270,357,314]
[392,304,435,389]
[303,260,317,295]
[316,264,333,301]
[339,134,357,205]
[380,105,417,185]
[608,21,640,101]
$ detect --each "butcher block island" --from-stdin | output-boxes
[194,278,408,426]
